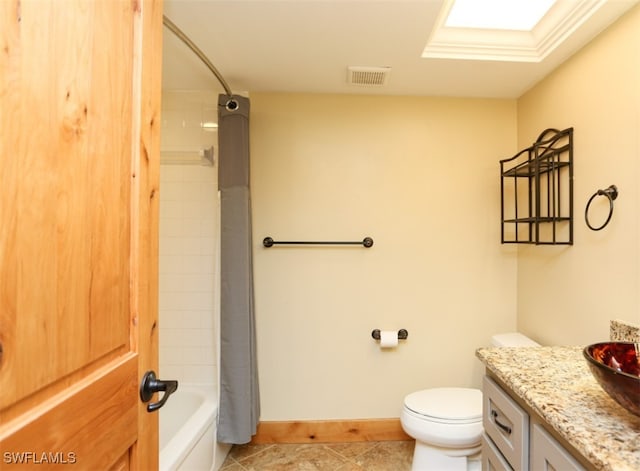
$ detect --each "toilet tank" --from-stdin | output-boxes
[491,332,540,347]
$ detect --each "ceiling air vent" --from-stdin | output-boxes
[347,66,391,87]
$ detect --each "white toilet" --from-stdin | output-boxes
[401,332,540,471]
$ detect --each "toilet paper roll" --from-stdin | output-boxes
[379,330,399,348]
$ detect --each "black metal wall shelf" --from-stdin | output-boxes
[500,128,574,245]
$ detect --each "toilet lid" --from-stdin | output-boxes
[404,388,482,422]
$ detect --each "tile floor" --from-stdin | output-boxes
[220,440,415,471]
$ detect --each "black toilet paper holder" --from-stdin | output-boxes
[371,329,408,340]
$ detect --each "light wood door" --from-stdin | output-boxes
[0,1,163,469]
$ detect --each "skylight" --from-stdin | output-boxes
[445,0,556,31]
[423,0,613,62]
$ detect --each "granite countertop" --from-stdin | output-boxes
[476,346,640,471]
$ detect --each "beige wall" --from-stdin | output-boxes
[250,93,517,420]
[516,5,640,346]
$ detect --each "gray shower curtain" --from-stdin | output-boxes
[217,94,260,444]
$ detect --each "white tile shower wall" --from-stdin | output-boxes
[161,90,218,155]
[159,90,219,386]
[159,164,219,385]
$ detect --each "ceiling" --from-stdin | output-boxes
[162,0,637,99]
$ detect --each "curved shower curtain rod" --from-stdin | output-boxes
[162,15,233,96]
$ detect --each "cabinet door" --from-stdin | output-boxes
[482,433,514,471]
[531,424,585,471]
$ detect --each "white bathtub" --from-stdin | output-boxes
[160,385,230,471]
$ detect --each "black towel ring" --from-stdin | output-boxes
[585,185,618,231]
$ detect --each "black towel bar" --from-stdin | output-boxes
[263,236,373,248]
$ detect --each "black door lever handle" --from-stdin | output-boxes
[139,370,178,412]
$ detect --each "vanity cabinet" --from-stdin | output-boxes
[482,375,586,471]
[483,376,529,470]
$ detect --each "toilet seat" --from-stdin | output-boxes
[404,388,482,424]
